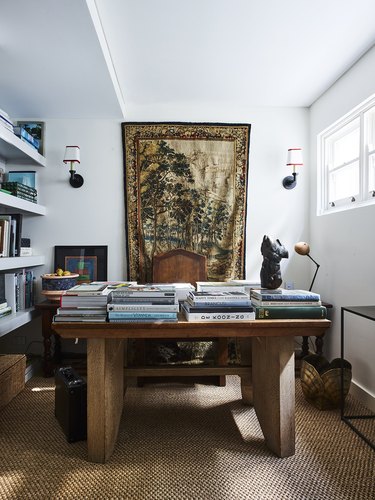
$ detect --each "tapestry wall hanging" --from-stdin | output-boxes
[122,122,251,283]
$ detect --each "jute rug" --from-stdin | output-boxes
[0,375,374,499]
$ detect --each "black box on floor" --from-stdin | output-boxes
[55,366,87,442]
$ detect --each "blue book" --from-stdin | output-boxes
[250,288,320,302]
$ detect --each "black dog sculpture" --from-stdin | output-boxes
[260,235,289,289]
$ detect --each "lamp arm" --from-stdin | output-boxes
[306,254,320,291]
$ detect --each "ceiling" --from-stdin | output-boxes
[1,0,375,119]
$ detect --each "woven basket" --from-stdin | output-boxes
[300,355,352,410]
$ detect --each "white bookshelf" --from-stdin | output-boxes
[0,123,47,340]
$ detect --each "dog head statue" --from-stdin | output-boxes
[260,235,289,289]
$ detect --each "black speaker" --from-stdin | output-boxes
[54,366,87,442]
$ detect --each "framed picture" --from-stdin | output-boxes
[17,121,45,156]
[7,171,36,189]
[54,246,108,284]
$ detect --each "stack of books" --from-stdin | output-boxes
[107,285,179,323]
[0,108,14,132]
[250,288,327,319]
[53,283,110,323]
[182,290,254,322]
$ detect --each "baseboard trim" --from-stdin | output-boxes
[350,381,375,412]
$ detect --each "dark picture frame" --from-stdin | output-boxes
[54,245,108,284]
[17,121,45,156]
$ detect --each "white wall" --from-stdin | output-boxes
[310,45,375,406]
[0,106,310,354]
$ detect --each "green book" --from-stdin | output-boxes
[255,305,327,319]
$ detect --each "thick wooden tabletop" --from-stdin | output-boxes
[52,317,331,339]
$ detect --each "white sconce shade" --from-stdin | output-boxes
[63,146,80,164]
[286,148,303,167]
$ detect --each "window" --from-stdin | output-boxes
[318,94,375,214]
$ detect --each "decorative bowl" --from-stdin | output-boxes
[41,273,79,292]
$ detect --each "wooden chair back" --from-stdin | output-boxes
[152,248,207,287]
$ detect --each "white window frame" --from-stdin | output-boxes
[317,93,375,215]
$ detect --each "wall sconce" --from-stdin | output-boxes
[282,148,303,189]
[294,241,320,291]
[63,146,84,188]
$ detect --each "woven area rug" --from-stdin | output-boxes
[0,376,374,499]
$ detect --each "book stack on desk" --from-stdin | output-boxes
[53,283,111,322]
[250,288,327,319]
[107,285,179,323]
[182,290,254,322]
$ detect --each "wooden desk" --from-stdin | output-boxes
[52,317,330,463]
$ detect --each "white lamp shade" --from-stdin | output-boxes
[286,148,303,166]
[63,146,80,163]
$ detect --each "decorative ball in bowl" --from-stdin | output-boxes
[41,273,79,292]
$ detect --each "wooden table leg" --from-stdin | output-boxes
[239,338,252,405]
[252,336,295,457]
[41,308,56,377]
[87,338,124,463]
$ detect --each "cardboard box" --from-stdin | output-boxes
[0,354,26,409]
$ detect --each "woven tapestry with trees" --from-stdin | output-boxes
[122,122,251,283]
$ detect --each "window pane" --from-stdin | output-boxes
[330,121,360,169]
[369,153,375,192]
[365,107,375,152]
[328,162,359,201]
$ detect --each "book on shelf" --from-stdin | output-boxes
[109,296,177,305]
[60,295,109,307]
[1,213,23,257]
[107,303,180,312]
[0,306,12,318]
[108,318,178,323]
[151,282,195,301]
[195,281,246,293]
[64,283,111,296]
[90,281,137,288]
[3,270,35,313]
[107,311,177,320]
[182,304,255,322]
[182,302,253,313]
[250,297,322,307]
[56,307,107,316]
[0,112,14,132]
[53,315,107,323]
[186,298,252,308]
[110,285,176,298]
[188,291,250,302]
[250,288,320,302]
[254,305,327,319]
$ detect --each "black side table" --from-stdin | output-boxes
[341,306,375,451]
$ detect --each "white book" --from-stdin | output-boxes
[183,307,255,322]
[4,273,17,313]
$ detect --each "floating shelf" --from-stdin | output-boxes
[0,126,46,167]
[0,191,46,215]
[0,308,41,339]
[0,255,45,272]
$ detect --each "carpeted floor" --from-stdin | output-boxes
[0,375,374,500]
